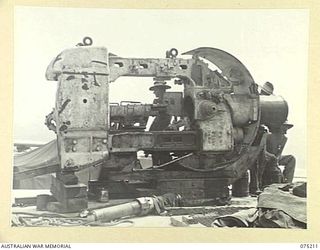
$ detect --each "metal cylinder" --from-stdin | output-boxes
[110,104,152,118]
[260,95,288,130]
[232,171,249,197]
[98,188,109,203]
[92,201,142,222]
[36,194,50,211]
[87,197,156,222]
[198,100,218,118]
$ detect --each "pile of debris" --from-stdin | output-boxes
[170,182,306,228]
[11,182,306,228]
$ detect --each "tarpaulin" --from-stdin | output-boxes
[13,140,59,189]
[257,184,307,224]
[210,183,307,228]
[13,140,101,189]
[212,208,258,227]
[14,140,59,172]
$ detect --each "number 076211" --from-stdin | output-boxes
[300,244,318,248]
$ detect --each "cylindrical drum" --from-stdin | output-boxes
[232,171,249,197]
[36,194,50,211]
[98,188,109,203]
[92,201,142,222]
[260,95,288,130]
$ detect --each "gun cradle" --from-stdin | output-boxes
[45,45,289,207]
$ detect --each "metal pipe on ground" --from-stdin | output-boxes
[86,194,181,222]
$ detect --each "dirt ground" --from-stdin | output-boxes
[11,189,258,227]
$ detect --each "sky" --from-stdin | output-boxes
[14,7,309,176]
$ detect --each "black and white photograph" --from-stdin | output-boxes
[11,7,308,229]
